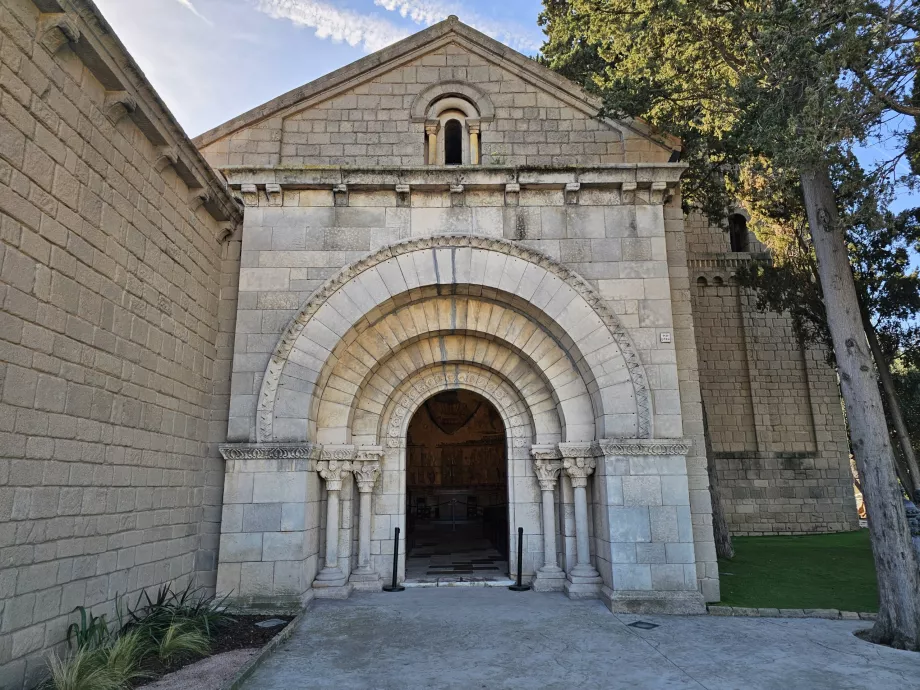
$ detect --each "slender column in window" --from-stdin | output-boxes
[468,119,481,165]
[425,120,440,165]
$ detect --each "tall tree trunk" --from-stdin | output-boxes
[860,312,920,501]
[801,164,920,650]
[702,402,734,559]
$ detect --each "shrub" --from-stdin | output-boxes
[125,581,233,640]
[66,607,110,651]
[103,630,151,686]
[44,647,119,690]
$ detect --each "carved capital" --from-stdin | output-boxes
[316,459,353,492]
[466,119,481,134]
[424,120,441,136]
[39,14,80,54]
[563,455,596,489]
[533,457,563,492]
[104,91,137,124]
[353,462,381,493]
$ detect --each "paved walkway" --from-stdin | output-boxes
[242,589,919,689]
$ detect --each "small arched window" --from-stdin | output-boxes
[728,214,749,252]
[444,119,463,165]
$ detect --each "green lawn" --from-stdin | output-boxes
[716,530,879,612]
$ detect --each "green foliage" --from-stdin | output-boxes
[102,631,151,686]
[155,621,210,665]
[66,607,110,651]
[44,647,121,690]
[125,581,233,640]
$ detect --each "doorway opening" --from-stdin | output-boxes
[405,389,509,582]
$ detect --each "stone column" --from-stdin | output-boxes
[350,448,383,591]
[560,443,602,598]
[313,453,354,598]
[467,119,480,165]
[425,120,440,165]
[532,445,565,592]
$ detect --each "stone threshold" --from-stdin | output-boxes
[403,577,516,588]
[707,605,877,620]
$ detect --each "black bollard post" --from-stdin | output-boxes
[382,527,405,592]
[508,526,531,591]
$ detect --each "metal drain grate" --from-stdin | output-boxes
[627,621,659,630]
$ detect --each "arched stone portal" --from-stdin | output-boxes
[404,390,510,581]
[218,235,705,614]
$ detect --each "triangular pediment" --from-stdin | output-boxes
[195,17,675,167]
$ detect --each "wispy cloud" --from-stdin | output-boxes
[256,0,409,53]
[373,0,542,53]
[174,0,212,25]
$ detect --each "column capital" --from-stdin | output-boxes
[353,462,381,493]
[317,447,355,491]
[563,456,596,489]
[533,458,563,492]
[425,119,441,135]
[467,118,481,134]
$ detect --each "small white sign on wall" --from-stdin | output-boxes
[660,332,672,344]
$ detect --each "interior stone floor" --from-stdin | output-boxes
[405,523,509,583]
[241,589,919,690]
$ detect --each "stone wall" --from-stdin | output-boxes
[196,22,671,169]
[685,212,858,535]
[0,0,239,686]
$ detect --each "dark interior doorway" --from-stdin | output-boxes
[405,390,509,581]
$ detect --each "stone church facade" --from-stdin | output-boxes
[0,1,856,685]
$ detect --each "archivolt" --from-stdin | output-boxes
[257,235,651,442]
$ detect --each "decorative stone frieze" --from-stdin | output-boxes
[218,443,321,460]
[595,439,691,456]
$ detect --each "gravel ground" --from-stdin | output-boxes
[141,648,259,690]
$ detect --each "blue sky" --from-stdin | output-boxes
[94,0,545,138]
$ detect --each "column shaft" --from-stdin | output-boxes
[357,491,372,571]
[541,488,560,570]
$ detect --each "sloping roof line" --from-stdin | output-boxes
[193,16,676,152]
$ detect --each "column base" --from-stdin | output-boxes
[532,567,566,592]
[312,581,354,599]
[349,570,382,592]
[601,588,707,615]
[564,568,602,599]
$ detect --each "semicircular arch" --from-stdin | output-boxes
[257,236,651,442]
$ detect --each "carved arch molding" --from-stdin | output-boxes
[256,235,652,442]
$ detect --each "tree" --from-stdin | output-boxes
[540,0,920,648]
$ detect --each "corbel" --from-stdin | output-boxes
[189,190,211,213]
[154,146,178,173]
[38,13,80,54]
[395,183,411,208]
[564,182,581,206]
[215,221,239,244]
[450,184,464,208]
[621,181,637,205]
[333,184,348,207]
[240,183,260,207]
[650,180,671,204]
[504,182,520,207]
[103,91,137,125]
[265,183,282,207]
